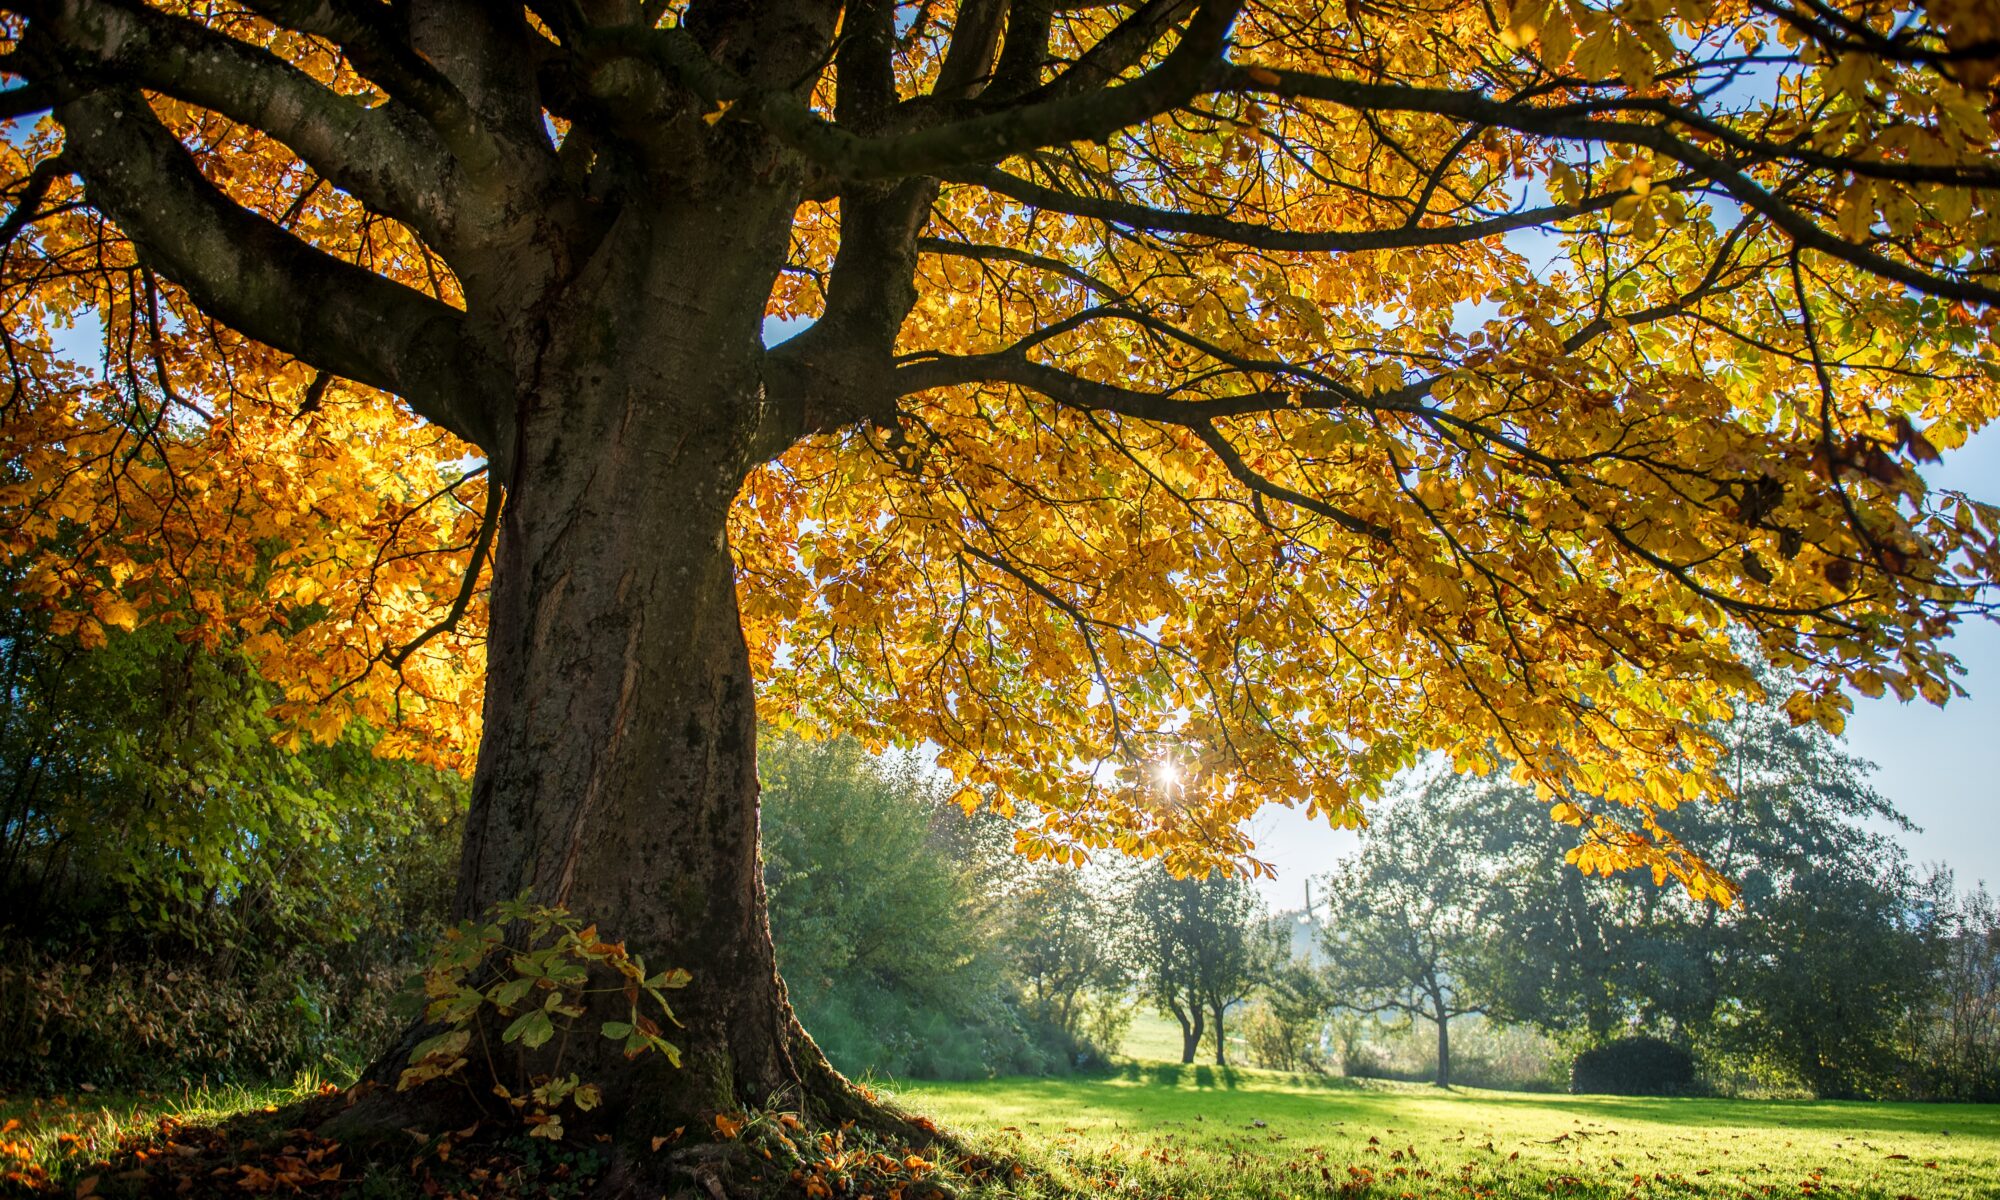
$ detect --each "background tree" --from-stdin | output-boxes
[1243,954,1332,1074]
[1318,778,1489,1087]
[998,862,1136,1065]
[759,733,1058,1079]
[1912,883,2000,1101]
[0,552,465,1089]
[6,0,2000,1151]
[1129,865,1268,1065]
[1197,879,1276,1066]
[1398,665,1953,1096]
[1716,857,1945,1098]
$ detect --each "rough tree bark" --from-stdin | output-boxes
[452,212,791,1130]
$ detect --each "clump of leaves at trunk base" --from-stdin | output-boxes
[399,896,688,1138]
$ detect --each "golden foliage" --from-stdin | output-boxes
[6,0,2000,897]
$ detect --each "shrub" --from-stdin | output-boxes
[0,942,414,1091]
[1569,1036,1699,1096]
[396,897,686,1140]
[0,804,459,1092]
[762,733,1067,1080]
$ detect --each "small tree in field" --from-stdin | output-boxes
[1244,955,1333,1074]
[1000,864,1135,1063]
[6,0,2000,1156]
[1130,865,1269,1064]
[1319,778,1489,1087]
[1463,662,1951,1096]
[1916,884,2000,1101]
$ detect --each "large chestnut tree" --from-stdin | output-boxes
[4,0,1999,1145]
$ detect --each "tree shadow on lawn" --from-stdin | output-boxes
[1113,1061,1360,1092]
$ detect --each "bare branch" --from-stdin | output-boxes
[948,163,1686,253]
[56,89,500,451]
[387,474,501,673]
[1025,0,1199,103]
[0,153,70,254]
[1221,64,2000,306]
[23,0,467,244]
[236,0,494,154]
[915,235,1126,299]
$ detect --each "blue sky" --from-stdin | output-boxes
[1250,425,2000,910]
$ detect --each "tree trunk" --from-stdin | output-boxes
[1211,1002,1228,1066]
[1174,1001,1205,1065]
[354,197,879,1153]
[1433,1006,1452,1088]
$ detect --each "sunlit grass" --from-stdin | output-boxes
[0,1069,342,1192]
[893,1059,2000,1199]
[1120,1012,1196,1063]
[4,1055,1997,1198]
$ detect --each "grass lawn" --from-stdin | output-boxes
[5,1049,1997,1198]
[889,1060,2000,1200]
[1121,1012,1195,1062]
[0,1074,344,1194]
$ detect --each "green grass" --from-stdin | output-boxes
[889,1061,2000,1199]
[5,1054,1997,1199]
[0,1072,340,1193]
[1120,1011,1195,1062]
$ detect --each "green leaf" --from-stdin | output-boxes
[429,985,485,1025]
[600,1021,633,1039]
[647,968,692,990]
[489,977,534,1009]
[503,1008,555,1049]
[409,1029,471,1062]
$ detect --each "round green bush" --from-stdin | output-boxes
[1569,1036,1698,1096]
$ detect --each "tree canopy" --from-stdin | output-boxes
[7,0,2000,892]
[6,0,2000,1138]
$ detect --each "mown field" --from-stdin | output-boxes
[5,1045,1997,1198]
[886,1040,2000,1200]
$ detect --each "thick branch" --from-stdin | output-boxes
[57,89,499,451]
[761,176,941,451]
[933,0,1007,98]
[0,79,53,119]
[650,0,1240,182]
[23,0,467,243]
[236,0,504,173]
[0,152,70,253]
